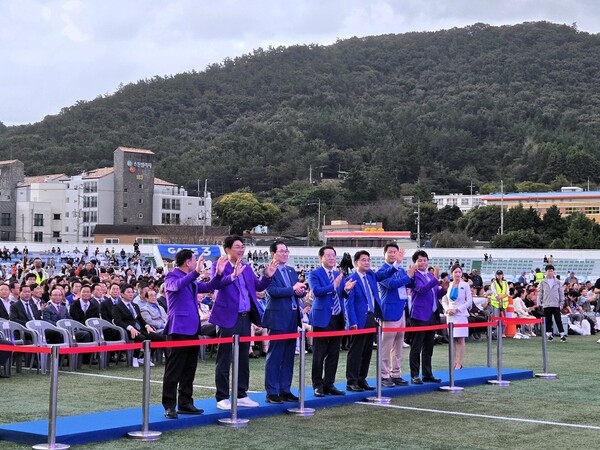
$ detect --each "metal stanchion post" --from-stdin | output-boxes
[32,346,70,450]
[219,335,249,427]
[486,323,493,367]
[128,340,162,441]
[535,317,556,378]
[366,324,392,403]
[287,329,316,415]
[440,322,463,393]
[488,319,510,386]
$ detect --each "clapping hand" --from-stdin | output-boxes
[195,255,206,273]
[215,255,228,275]
[264,259,278,278]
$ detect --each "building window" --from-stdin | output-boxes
[138,238,159,244]
[1,213,11,226]
[82,226,89,238]
[52,231,60,238]
[172,199,180,210]
[0,231,10,240]
[34,231,43,242]
[65,226,69,232]
[83,181,97,193]
[123,218,128,223]
[65,212,69,218]
[83,196,98,208]
[124,203,128,208]
[138,213,143,219]
[53,213,61,220]
[82,211,98,223]
[34,213,44,227]
[104,238,120,244]
[139,184,143,189]
[139,198,143,204]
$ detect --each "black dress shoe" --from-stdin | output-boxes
[280,392,299,402]
[266,394,283,404]
[164,408,178,419]
[411,377,423,385]
[391,377,409,386]
[177,405,204,414]
[0,374,10,379]
[422,376,442,383]
[358,382,375,391]
[314,387,325,397]
[249,353,259,359]
[324,386,346,396]
[346,384,364,392]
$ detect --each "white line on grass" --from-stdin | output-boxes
[58,371,261,393]
[356,402,600,431]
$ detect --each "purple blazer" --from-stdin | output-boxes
[209,262,271,329]
[164,268,224,336]
[409,271,445,321]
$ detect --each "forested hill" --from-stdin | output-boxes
[1,21,600,198]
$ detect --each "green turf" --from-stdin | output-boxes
[1,334,598,449]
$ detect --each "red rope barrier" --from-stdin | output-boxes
[307,327,377,339]
[151,337,232,349]
[0,344,51,354]
[239,332,299,343]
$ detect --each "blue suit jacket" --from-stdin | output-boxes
[210,262,271,329]
[307,266,348,328]
[264,265,305,332]
[377,263,412,321]
[345,265,396,329]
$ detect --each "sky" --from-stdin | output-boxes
[1,0,599,126]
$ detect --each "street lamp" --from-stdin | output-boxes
[413,198,421,248]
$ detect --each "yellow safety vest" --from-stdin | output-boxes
[489,280,509,309]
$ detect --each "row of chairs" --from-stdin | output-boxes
[0,318,132,374]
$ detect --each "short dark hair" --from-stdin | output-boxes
[412,250,429,263]
[545,264,555,271]
[353,250,370,262]
[270,241,286,254]
[120,283,134,294]
[223,235,243,250]
[318,246,336,258]
[383,243,399,253]
[175,249,194,267]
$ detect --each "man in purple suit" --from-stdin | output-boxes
[210,235,278,411]
[161,249,229,420]
[408,250,447,384]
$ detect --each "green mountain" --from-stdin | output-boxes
[1,21,600,198]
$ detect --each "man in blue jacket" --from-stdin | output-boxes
[264,241,307,404]
[344,250,396,391]
[308,246,356,397]
[377,244,415,387]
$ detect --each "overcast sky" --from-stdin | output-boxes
[1,0,599,126]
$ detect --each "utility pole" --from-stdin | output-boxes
[500,179,504,235]
[202,179,207,244]
[417,199,421,248]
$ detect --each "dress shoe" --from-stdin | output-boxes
[280,392,299,402]
[164,408,178,419]
[249,353,259,359]
[0,374,10,379]
[391,377,409,386]
[346,384,365,392]
[177,404,204,415]
[422,376,442,383]
[266,394,283,404]
[411,377,423,385]
[306,346,313,354]
[381,377,395,388]
[314,387,325,397]
[324,386,346,396]
[358,381,375,391]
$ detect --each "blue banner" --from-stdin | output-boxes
[157,244,222,262]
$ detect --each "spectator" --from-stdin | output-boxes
[139,289,168,333]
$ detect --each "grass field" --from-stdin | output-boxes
[1,334,599,450]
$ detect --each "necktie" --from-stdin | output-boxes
[362,276,374,312]
[82,302,88,313]
[127,303,141,330]
[25,302,34,321]
[56,304,61,315]
[328,271,341,315]
[281,268,297,310]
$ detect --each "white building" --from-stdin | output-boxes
[15,168,212,244]
[433,193,484,213]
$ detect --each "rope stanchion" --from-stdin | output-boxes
[32,346,70,450]
[127,340,161,441]
[287,329,315,416]
[218,335,249,428]
[535,317,557,379]
[487,319,510,387]
[486,322,493,367]
[365,324,391,404]
[440,322,463,393]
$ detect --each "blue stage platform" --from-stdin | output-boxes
[0,366,532,446]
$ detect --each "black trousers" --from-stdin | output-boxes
[215,313,251,401]
[346,312,376,385]
[544,307,564,334]
[162,333,200,409]
[311,313,344,389]
[409,312,437,379]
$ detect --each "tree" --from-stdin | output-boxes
[456,205,501,241]
[490,229,546,248]
[504,204,542,233]
[213,191,281,235]
[542,205,567,243]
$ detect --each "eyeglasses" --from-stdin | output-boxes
[276,249,290,254]
[231,245,246,250]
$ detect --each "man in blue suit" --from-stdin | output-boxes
[345,250,396,391]
[264,241,307,404]
[308,246,356,397]
[377,244,415,387]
